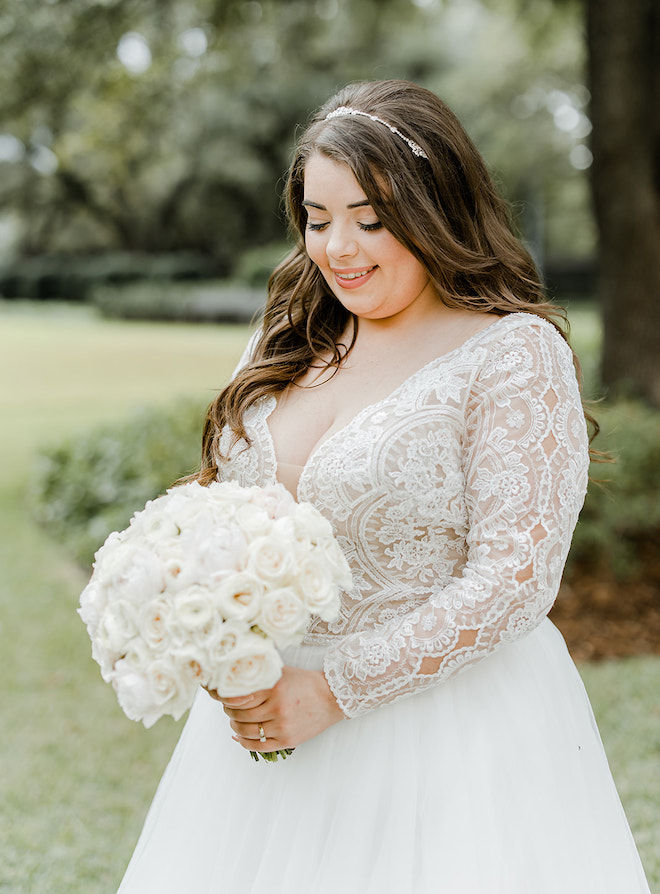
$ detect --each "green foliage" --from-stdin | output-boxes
[0,252,220,301]
[0,0,593,266]
[569,401,660,576]
[32,401,205,566]
[92,280,264,323]
[234,241,292,287]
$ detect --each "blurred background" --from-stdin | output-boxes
[0,0,658,890]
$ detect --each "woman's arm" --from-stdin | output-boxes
[323,320,590,718]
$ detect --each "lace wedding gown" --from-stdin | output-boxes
[118,313,651,893]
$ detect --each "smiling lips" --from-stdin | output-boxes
[332,265,378,289]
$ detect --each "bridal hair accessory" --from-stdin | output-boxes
[324,106,429,159]
[258,723,267,743]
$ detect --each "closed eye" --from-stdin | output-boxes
[306,221,383,232]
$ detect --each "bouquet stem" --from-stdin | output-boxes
[250,748,295,763]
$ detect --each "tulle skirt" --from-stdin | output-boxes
[117,620,651,893]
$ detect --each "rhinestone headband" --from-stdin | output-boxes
[324,106,429,160]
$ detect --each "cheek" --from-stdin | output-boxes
[387,244,429,288]
[305,233,327,268]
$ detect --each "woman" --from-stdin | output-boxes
[118,80,651,893]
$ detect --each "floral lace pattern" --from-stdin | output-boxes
[214,314,589,718]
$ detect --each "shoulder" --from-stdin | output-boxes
[478,311,568,347]
[463,312,581,409]
[474,312,575,373]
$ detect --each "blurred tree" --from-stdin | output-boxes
[587,0,660,407]
[0,0,590,271]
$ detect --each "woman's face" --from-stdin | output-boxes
[303,153,438,323]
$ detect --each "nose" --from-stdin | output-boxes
[326,222,358,261]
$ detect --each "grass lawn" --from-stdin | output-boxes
[0,302,657,892]
[0,303,250,891]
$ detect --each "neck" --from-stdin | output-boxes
[347,288,451,344]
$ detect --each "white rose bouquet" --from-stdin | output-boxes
[78,480,352,761]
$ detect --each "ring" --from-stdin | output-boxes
[258,723,266,743]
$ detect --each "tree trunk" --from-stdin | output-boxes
[587,0,660,406]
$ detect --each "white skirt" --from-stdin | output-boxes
[117,620,651,893]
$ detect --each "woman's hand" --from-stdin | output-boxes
[207,666,345,753]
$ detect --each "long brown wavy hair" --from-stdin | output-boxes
[199,79,596,483]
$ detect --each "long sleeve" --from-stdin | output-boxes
[231,329,260,377]
[323,320,590,718]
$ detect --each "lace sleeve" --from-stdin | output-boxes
[323,321,590,718]
[231,329,261,377]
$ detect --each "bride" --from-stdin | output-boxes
[117,80,651,892]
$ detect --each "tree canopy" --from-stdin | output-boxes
[0,0,592,270]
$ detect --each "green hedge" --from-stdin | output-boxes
[91,281,264,324]
[569,400,660,575]
[32,397,660,576]
[233,242,291,287]
[32,401,205,565]
[0,253,222,303]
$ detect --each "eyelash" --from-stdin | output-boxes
[306,221,383,232]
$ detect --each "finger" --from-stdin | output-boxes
[220,689,270,709]
[223,703,273,722]
[230,720,270,742]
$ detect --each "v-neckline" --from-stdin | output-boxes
[256,313,527,501]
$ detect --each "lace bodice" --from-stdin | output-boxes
[214,313,589,717]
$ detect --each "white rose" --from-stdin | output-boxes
[194,526,248,580]
[113,652,196,727]
[213,572,264,622]
[97,542,166,605]
[297,556,341,621]
[210,632,283,697]
[174,510,216,548]
[97,599,140,657]
[138,598,175,652]
[173,585,216,635]
[234,502,274,539]
[270,515,298,544]
[146,657,187,707]
[129,499,181,544]
[164,482,208,517]
[292,501,335,542]
[314,539,353,591]
[112,658,162,727]
[204,618,251,664]
[246,535,296,585]
[254,587,310,649]
[207,480,253,514]
[158,537,202,593]
[92,529,126,566]
[91,636,115,682]
[78,579,107,637]
[174,647,209,689]
[245,482,296,519]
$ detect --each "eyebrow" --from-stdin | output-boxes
[302,199,372,210]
